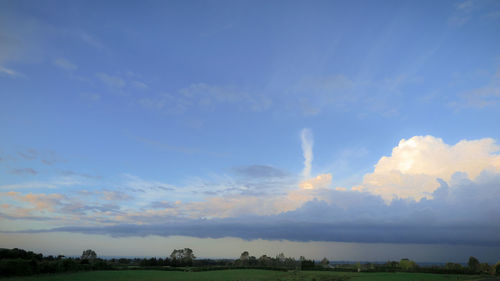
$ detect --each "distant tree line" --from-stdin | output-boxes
[1,247,500,277]
[0,248,109,277]
[338,256,500,275]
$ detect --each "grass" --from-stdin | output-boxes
[1,269,489,281]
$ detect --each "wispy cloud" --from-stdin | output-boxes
[300,129,313,178]
[449,0,500,26]
[451,68,500,108]
[58,170,101,180]
[232,165,288,179]
[149,201,174,209]
[80,32,104,50]
[0,175,87,190]
[0,65,25,78]
[131,81,148,90]
[139,83,272,114]
[9,168,37,176]
[15,149,62,165]
[448,0,476,26]
[53,58,77,71]
[18,149,38,160]
[121,174,176,193]
[96,73,126,88]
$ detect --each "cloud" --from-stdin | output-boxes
[448,0,476,26]
[456,0,475,12]
[0,175,87,190]
[149,201,174,209]
[233,165,287,179]
[131,81,148,90]
[0,65,25,78]
[97,73,126,88]
[80,32,104,50]
[9,168,37,176]
[15,149,62,165]
[58,170,101,180]
[98,190,131,201]
[4,135,500,248]
[139,83,272,114]
[13,170,500,246]
[3,191,66,212]
[292,75,358,116]
[300,129,313,178]
[299,174,332,190]
[452,68,500,108]
[287,74,412,117]
[53,58,77,71]
[18,149,38,160]
[122,174,175,193]
[449,0,500,27]
[356,135,500,202]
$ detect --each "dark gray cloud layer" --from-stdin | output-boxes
[22,221,499,246]
[7,172,500,246]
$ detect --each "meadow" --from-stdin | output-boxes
[1,269,489,281]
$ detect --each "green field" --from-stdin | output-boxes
[1,269,490,281]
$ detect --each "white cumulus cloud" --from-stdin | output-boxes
[356,135,500,202]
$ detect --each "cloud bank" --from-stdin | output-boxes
[2,135,500,247]
[13,172,500,246]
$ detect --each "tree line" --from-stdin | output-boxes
[0,248,109,276]
[1,247,500,277]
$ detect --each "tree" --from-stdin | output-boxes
[248,255,257,266]
[81,249,97,261]
[320,257,329,266]
[240,251,249,260]
[299,256,315,270]
[399,259,417,271]
[445,262,462,271]
[493,261,500,275]
[468,256,480,273]
[258,255,271,266]
[238,251,249,266]
[355,262,362,272]
[170,248,195,266]
[276,253,286,264]
[480,263,491,274]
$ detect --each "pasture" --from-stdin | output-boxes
[1,269,488,281]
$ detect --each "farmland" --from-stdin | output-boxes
[1,269,489,281]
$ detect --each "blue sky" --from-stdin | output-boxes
[1,0,500,262]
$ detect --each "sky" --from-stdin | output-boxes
[1,0,500,263]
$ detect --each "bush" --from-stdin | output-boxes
[0,259,35,276]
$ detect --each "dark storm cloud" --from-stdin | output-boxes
[8,171,500,246]
[16,220,500,246]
